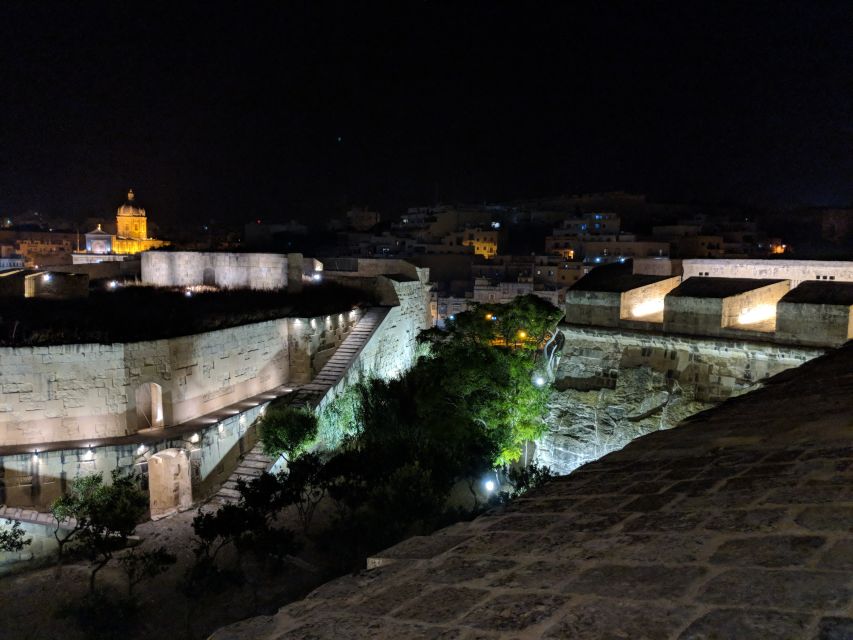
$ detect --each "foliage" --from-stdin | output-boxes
[507,463,555,497]
[214,294,558,572]
[258,403,319,458]
[426,294,563,353]
[0,519,32,553]
[279,452,328,534]
[117,546,177,597]
[50,471,148,592]
[191,473,299,570]
[317,384,363,448]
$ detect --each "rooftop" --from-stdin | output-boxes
[668,276,787,298]
[780,281,853,306]
[216,342,853,640]
[570,262,669,293]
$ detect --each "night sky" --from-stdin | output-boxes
[1,1,851,226]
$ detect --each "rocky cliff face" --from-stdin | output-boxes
[537,366,714,473]
[534,325,824,474]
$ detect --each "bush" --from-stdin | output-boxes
[258,404,319,458]
[0,520,32,553]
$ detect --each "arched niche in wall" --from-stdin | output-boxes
[136,382,165,430]
[148,448,192,519]
[202,267,216,287]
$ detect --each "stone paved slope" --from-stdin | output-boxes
[212,342,853,640]
[209,308,390,507]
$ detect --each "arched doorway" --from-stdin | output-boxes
[136,383,164,430]
[148,449,192,519]
[202,267,216,287]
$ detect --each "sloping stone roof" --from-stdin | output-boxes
[213,342,853,640]
[669,276,788,298]
[781,280,853,306]
[570,261,669,293]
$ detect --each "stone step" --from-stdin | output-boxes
[243,453,271,463]
[238,458,269,469]
[234,466,265,477]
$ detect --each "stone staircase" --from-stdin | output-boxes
[208,307,389,507]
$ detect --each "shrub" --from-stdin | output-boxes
[258,404,319,458]
[0,520,32,553]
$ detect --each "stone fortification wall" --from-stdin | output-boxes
[0,400,266,511]
[565,290,621,327]
[0,517,60,575]
[777,301,853,347]
[316,280,433,415]
[537,324,824,473]
[287,311,362,383]
[720,280,790,327]
[141,251,291,290]
[619,276,680,320]
[683,258,853,286]
[0,319,293,447]
[663,280,791,339]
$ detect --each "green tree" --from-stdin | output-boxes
[51,472,102,566]
[51,471,148,592]
[430,294,563,354]
[0,519,32,553]
[258,403,319,458]
[280,452,328,535]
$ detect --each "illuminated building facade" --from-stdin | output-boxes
[81,190,169,258]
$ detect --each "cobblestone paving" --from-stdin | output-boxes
[213,343,853,640]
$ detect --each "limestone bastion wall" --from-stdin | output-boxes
[683,259,853,287]
[0,311,362,449]
[536,324,825,474]
[141,251,291,290]
[318,278,433,412]
[0,398,269,512]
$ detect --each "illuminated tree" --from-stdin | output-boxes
[51,471,148,593]
[258,403,319,458]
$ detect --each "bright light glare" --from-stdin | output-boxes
[184,289,192,297]
[737,304,776,325]
[43,273,51,282]
[109,280,118,289]
[484,479,496,492]
[631,299,665,318]
[534,376,546,387]
[312,273,322,281]
[518,330,527,339]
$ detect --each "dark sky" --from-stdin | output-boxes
[1,1,851,226]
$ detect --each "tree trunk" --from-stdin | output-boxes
[89,557,108,594]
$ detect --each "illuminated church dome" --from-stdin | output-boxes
[117,189,146,220]
[116,189,148,240]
